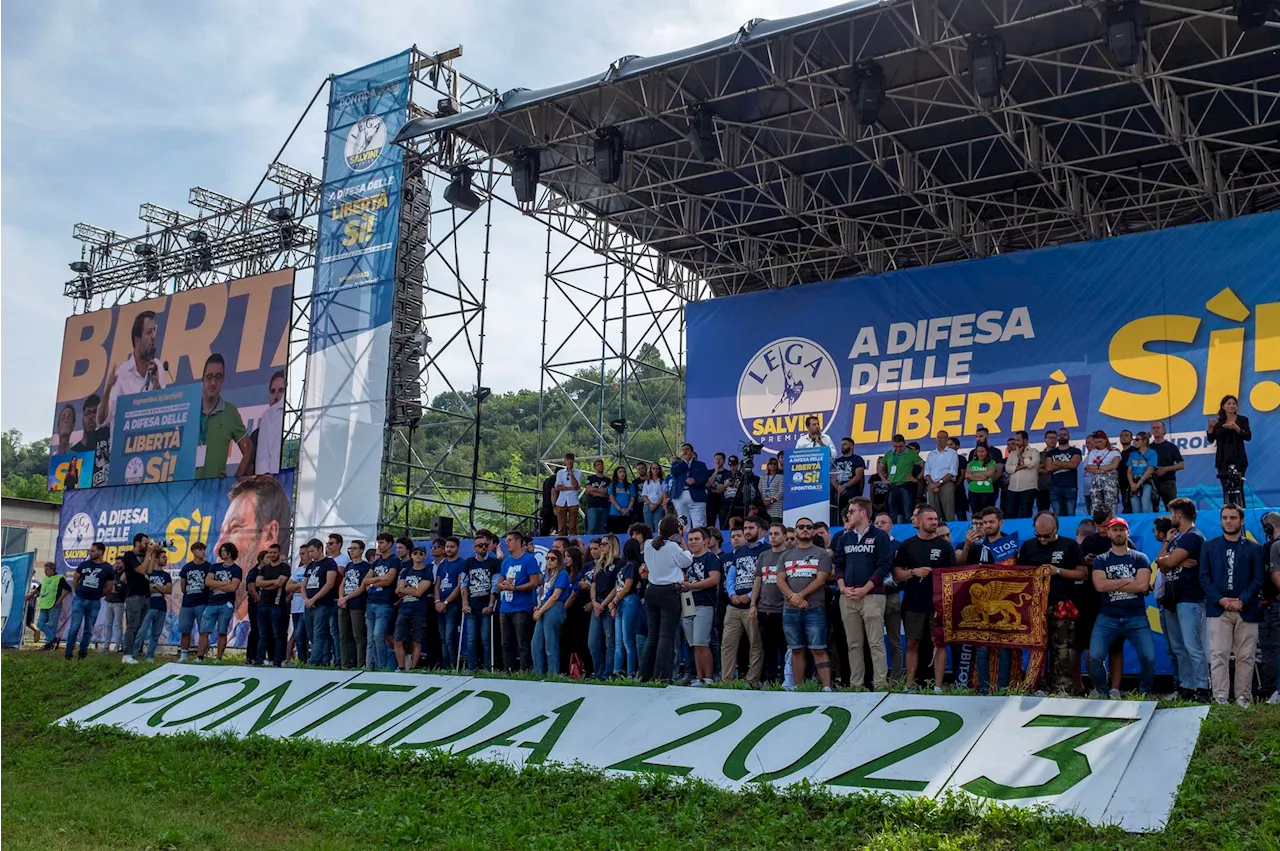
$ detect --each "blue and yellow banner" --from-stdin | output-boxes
[782,446,830,527]
[108,383,200,486]
[688,212,1280,506]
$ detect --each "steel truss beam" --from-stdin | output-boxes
[399,0,1280,296]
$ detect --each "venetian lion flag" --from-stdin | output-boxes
[933,565,1052,689]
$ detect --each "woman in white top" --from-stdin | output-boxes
[761,457,783,520]
[639,515,691,683]
[641,463,667,531]
[1083,429,1122,516]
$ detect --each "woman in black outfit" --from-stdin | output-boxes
[1206,393,1251,506]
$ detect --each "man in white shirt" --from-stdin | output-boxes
[923,430,959,521]
[102,309,166,446]
[795,416,838,455]
[1006,430,1042,519]
[553,452,582,535]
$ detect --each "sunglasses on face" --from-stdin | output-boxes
[795,524,814,531]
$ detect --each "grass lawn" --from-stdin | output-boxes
[2,650,1277,850]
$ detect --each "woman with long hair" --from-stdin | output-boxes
[1207,394,1251,506]
[560,545,590,675]
[639,515,692,683]
[132,544,171,662]
[642,463,666,530]
[531,549,570,675]
[965,443,998,515]
[607,467,636,534]
[1083,430,1121,516]
[612,537,644,677]
[588,535,620,678]
[1126,431,1159,513]
[55,404,76,455]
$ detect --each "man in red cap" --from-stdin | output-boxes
[1087,516,1156,697]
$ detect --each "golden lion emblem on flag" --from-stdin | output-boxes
[959,581,1033,629]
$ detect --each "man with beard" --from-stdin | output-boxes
[103,310,165,448]
[892,506,954,691]
[236,370,286,476]
[957,507,1020,692]
[1018,511,1085,693]
[71,393,111,487]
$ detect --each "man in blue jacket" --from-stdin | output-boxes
[1201,503,1264,706]
[833,496,893,690]
[670,443,711,530]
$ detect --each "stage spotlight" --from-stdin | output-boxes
[512,149,540,203]
[1237,0,1276,28]
[474,386,492,403]
[594,127,624,184]
[853,63,886,127]
[186,229,213,271]
[967,35,1006,99]
[134,242,160,282]
[444,165,482,212]
[609,418,627,434]
[1104,1,1145,67]
[69,260,92,274]
[686,106,720,163]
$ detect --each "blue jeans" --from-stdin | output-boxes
[1164,602,1209,690]
[306,604,337,665]
[589,609,615,678]
[1158,607,1181,684]
[782,606,827,650]
[974,647,1012,692]
[1089,612,1155,696]
[531,602,566,675]
[364,603,395,671]
[466,607,493,670]
[586,507,608,535]
[888,484,914,525]
[37,607,60,645]
[1129,482,1157,513]
[614,594,643,676]
[257,605,287,666]
[643,505,665,531]
[132,609,167,660]
[64,596,101,657]
[438,604,462,668]
[1049,485,1077,517]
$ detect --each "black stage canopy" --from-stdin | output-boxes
[398,0,1280,296]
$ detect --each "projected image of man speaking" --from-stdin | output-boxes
[103,309,166,444]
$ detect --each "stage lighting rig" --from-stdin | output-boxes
[594,127,624,184]
[512,148,540,203]
[852,63,886,127]
[1103,1,1146,68]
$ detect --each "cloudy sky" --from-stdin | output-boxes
[1,0,839,442]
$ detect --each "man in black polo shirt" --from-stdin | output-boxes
[1149,421,1185,510]
[120,533,151,665]
[1018,511,1085,694]
[255,544,290,666]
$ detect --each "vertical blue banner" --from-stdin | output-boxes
[1,552,35,648]
[782,446,830,526]
[295,51,411,548]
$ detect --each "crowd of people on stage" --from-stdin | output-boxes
[22,398,1271,703]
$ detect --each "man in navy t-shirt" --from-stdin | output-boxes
[302,538,339,666]
[200,542,244,661]
[177,541,211,662]
[497,531,542,672]
[957,506,1020,692]
[434,536,466,669]
[361,532,401,672]
[461,531,501,670]
[1044,428,1082,517]
[337,539,369,670]
[1089,517,1155,696]
[65,542,115,659]
[1156,497,1209,700]
[394,544,433,671]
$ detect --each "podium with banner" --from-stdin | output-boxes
[782,447,830,527]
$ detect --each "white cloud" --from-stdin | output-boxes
[2,0,837,440]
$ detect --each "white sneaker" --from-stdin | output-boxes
[121,655,138,665]
[1269,691,1280,705]
[1236,696,1251,708]
[703,678,716,686]
[782,684,797,692]
[179,652,189,663]
[688,679,706,688]
[933,685,944,695]
[821,686,833,693]
[1215,696,1229,705]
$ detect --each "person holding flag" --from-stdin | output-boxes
[957,506,1020,692]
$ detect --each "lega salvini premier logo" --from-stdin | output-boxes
[737,337,841,450]
[345,114,387,172]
